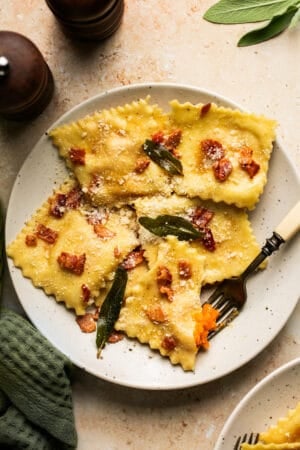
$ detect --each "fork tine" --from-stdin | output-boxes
[215,298,234,316]
[233,435,241,450]
[251,433,259,444]
[233,436,242,450]
[204,284,225,305]
[208,295,228,310]
[237,434,250,450]
[242,433,248,443]
[248,432,255,444]
[217,306,239,324]
[204,293,231,312]
[208,307,238,339]
[233,432,260,449]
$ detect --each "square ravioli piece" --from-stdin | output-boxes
[169,100,277,209]
[259,401,300,445]
[6,179,139,315]
[115,236,218,371]
[48,97,172,207]
[241,401,300,449]
[241,444,300,449]
[133,194,261,285]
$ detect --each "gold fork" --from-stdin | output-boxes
[204,201,300,339]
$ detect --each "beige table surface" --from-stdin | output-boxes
[1,1,300,449]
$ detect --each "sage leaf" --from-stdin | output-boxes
[142,139,183,176]
[238,6,298,46]
[203,0,298,24]
[139,215,203,241]
[96,266,127,356]
[290,5,300,26]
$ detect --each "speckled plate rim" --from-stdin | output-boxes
[5,82,300,390]
[214,357,300,450]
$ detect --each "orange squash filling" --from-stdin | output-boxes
[193,304,219,350]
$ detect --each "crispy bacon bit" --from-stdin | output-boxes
[65,187,83,209]
[151,130,164,144]
[157,266,172,284]
[69,148,86,165]
[159,285,174,301]
[164,129,182,150]
[151,129,182,158]
[157,266,174,301]
[243,159,260,178]
[108,331,124,343]
[49,187,82,218]
[57,252,86,275]
[239,146,260,178]
[213,158,232,182]
[190,206,214,230]
[189,206,216,252]
[121,247,145,270]
[81,284,91,303]
[178,260,192,279]
[201,228,216,252]
[76,313,96,333]
[134,157,150,174]
[93,224,115,239]
[49,193,67,218]
[25,234,37,247]
[146,305,166,323]
[201,139,225,161]
[239,145,253,162]
[200,103,211,117]
[114,246,121,258]
[36,223,58,244]
[161,335,177,351]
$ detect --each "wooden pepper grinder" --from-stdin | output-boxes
[45,0,124,41]
[0,31,54,121]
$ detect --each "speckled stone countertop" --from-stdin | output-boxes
[1,2,299,449]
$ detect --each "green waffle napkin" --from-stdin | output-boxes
[0,201,3,297]
[0,308,78,450]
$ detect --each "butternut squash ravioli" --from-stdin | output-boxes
[6,96,276,371]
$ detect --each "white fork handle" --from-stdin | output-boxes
[275,200,300,241]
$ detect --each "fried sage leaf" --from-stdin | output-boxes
[142,139,183,175]
[96,266,128,356]
[139,215,203,241]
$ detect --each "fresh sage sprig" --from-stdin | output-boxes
[96,266,127,357]
[142,139,183,175]
[238,5,299,46]
[139,215,203,241]
[203,0,300,46]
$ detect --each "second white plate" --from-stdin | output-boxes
[6,83,300,390]
[215,358,300,450]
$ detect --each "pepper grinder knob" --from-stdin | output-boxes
[0,56,10,78]
[0,31,54,121]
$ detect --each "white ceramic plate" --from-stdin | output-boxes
[215,358,300,449]
[5,83,300,390]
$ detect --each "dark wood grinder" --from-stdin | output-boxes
[45,0,124,40]
[0,31,54,120]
